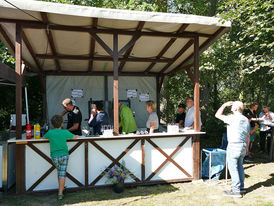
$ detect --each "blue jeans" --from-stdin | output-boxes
[227,142,246,192]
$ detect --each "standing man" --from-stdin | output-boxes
[119,103,137,134]
[60,98,82,136]
[176,103,185,127]
[184,97,201,130]
[243,102,259,159]
[259,106,274,154]
[215,101,250,198]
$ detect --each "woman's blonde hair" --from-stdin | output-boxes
[146,100,156,111]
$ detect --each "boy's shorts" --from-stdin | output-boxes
[51,155,69,178]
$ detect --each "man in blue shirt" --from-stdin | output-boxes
[215,101,250,198]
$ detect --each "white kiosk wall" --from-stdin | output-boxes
[46,76,156,129]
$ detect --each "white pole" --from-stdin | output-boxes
[25,86,29,124]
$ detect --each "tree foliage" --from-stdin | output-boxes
[0,0,273,147]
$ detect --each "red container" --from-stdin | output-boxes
[26,124,32,139]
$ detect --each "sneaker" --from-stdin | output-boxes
[58,194,64,201]
[223,190,242,198]
[240,188,247,194]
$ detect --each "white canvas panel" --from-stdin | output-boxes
[99,18,139,30]
[143,22,182,33]
[131,36,171,58]
[122,62,151,72]
[0,1,231,27]
[47,13,92,27]
[41,59,56,71]
[92,61,113,72]
[53,30,90,55]
[67,143,85,185]
[23,28,53,54]
[0,7,42,21]
[108,76,156,128]
[46,76,104,126]
[95,34,113,55]
[149,63,167,73]
[186,24,217,35]
[164,45,194,73]
[163,38,191,58]
[58,60,89,71]
[88,142,112,185]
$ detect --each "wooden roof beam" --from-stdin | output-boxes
[40,12,61,72]
[144,24,189,73]
[0,24,36,73]
[88,18,98,72]
[21,31,42,73]
[0,18,212,38]
[45,71,158,77]
[118,21,145,72]
[36,54,173,63]
[159,39,194,74]
[168,27,226,75]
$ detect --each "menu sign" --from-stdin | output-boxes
[71,89,83,98]
[127,89,137,98]
[139,93,149,102]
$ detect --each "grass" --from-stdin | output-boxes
[0,157,273,206]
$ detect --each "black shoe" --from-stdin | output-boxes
[240,188,246,194]
[223,190,242,198]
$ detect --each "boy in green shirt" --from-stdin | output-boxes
[43,115,76,200]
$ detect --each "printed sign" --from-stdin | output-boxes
[139,93,149,102]
[127,89,137,98]
[71,89,83,98]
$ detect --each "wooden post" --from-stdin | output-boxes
[15,24,22,139]
[16,144,26,193]
[194,36,200,132]
[113,34,119,135]
[193,35,200,180]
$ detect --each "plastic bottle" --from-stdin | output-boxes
[34,123,40,139]
[26,124,32,139]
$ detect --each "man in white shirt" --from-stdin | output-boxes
[184,97,201,130]
[259,106,274,154]
[215,101,250,198]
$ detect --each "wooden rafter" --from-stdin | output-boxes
[21,31,42,73]
[0,24,34,72]
[88,18,98,72]
[118,21,145,72]
[0,18,212,38]
[167,63,194,76]
[159,39,194,74]
[40,12,61,71]
[45,70,157,76]
[168,27,226,75]
[144,24,189,73]
[36,54,172,63]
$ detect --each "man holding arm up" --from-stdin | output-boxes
[215,101,250,198]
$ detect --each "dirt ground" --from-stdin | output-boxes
[0,155,273,206]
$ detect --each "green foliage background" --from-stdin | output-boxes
[0,0,273,148]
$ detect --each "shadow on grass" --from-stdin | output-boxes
[247,173,274,193]
[1,183,180,206]
[62,183,179,205]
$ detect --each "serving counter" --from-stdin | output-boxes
[9,131,204,193]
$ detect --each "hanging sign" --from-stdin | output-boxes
[139,93,149,102]
[71,89,83,98]
[127,89,137,98]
